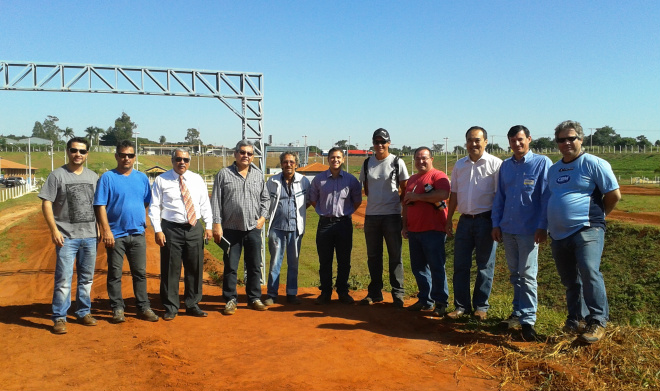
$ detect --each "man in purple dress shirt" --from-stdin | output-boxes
[309,147,362,305]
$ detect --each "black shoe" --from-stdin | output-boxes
[431,305,447,317]
[521,324,538,342]
[186,307,208,317]
[286,295,302,305]
[392,298,405,309]
[338,293,355,304]
[315,292,332,305]
[163,312,177,321]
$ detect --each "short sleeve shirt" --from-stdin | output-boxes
[359,154,410,215]
[38,165,98,239]
[94,169,151,238]
[405,168,450,232]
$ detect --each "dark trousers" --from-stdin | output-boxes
[222,228,263,303]
[106,233,150,312]
[160,220,204,314]
[364,214,405,300]
[316,217,353,294]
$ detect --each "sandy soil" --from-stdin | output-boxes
[1,184,658,391]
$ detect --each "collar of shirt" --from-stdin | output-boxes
[324,169,344,179]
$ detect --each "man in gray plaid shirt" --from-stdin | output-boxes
[211,139,270,315]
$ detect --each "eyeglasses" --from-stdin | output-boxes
[68,148,88,155]
[238,150,254,156]
[174,157,191,163]
[373,139,388,145]
[117,153,136,159]
[556,136,579,143]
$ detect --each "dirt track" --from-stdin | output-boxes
[1,185,658,390]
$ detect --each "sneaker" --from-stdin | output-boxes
[263,297,276,306]
[431,305,447,317]
[286,295,302,305]
[392,298,405,309]
[138,309,159,322]
[315,292,332,305]
[111,309,126,324]
[338,293,355,304]
[79,313,97,326]
[224,299,237,315]
[562,320,587,334]
[580,322,606,344]
[250,299,267,311]
[359,296,383,306]
[407,301,434,311]
[500,315,520,330]
[521,324,538,342]
[473,310,488,321]
[53,319,67,334]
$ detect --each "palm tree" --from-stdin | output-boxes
[85,126,96,150]
[62,127,75,140]
[159,135,166,155]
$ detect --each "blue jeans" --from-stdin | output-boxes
[106,233,150,312]
[52,237,97,321]
[267,229,303,298]
[551,227,608,327]
[502,233,538,325]
[408,231,449,307]
[452,215,497,313]
[364,214,405,300]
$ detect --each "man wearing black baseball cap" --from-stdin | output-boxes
[359,128,410,307]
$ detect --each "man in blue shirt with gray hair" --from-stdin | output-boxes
[491,125,552,341]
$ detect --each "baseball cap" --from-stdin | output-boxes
[372,128,391,142]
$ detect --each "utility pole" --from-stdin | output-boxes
[444,137,449,174]
[133,131,140,171]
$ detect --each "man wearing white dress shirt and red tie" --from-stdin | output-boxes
[148,148,213,321]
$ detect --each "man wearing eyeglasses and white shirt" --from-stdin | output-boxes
[211,140,270,315]
[39,137,99,334]
[148,148,213,321]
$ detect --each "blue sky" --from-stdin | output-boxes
[1,0,659,150]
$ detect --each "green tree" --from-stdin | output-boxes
[637,135,652,149]
[101,112,137,146]
[615,137,637,149]
[590,126,620,146]
[159,135,167,144]
[485,143,502,152]
[530,137,556,150]
[185,128,201,144]
[335,140,348,149]
[401,145,413,155]
[453,145,466,154]
[61,127,75,140]
[84,126,104,150]
[655,140,660,147]
[32,121,45,138]
[43,115,62,143]
[432,143,444,154]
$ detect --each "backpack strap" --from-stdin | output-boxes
[362,157,370,196]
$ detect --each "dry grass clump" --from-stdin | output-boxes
[456,326,660,390]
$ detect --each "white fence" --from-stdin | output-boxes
[0,184,34,202]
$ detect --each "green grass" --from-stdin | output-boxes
[616,193,660,213]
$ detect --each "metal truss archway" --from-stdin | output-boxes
[1,60,267,281]
[0,61,264,168]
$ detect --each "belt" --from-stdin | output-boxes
[163,219,194,228]
[461,211,491,219]
[320,215,351,223]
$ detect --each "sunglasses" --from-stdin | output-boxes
[556,136,579,143]
[174,157,191,163]
[238,150,254,156]
[68,148,88,155]
[373,139,388,145]
[117,153,136,159]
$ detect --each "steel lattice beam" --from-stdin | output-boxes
[0,61,265,160]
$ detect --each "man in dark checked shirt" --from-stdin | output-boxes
[211,139,270,315]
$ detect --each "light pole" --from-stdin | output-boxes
[27,137,32,186]
[50,141,54,171]
[444,137,449,174]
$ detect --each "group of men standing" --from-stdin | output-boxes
[40,120,620,344]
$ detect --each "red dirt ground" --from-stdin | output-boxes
[1,185,658,390]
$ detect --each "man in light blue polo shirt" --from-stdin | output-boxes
[548,120,620,344]
[492,125,552,341]
[94,140,158,323]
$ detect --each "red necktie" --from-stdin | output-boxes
[179,175,197,226]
